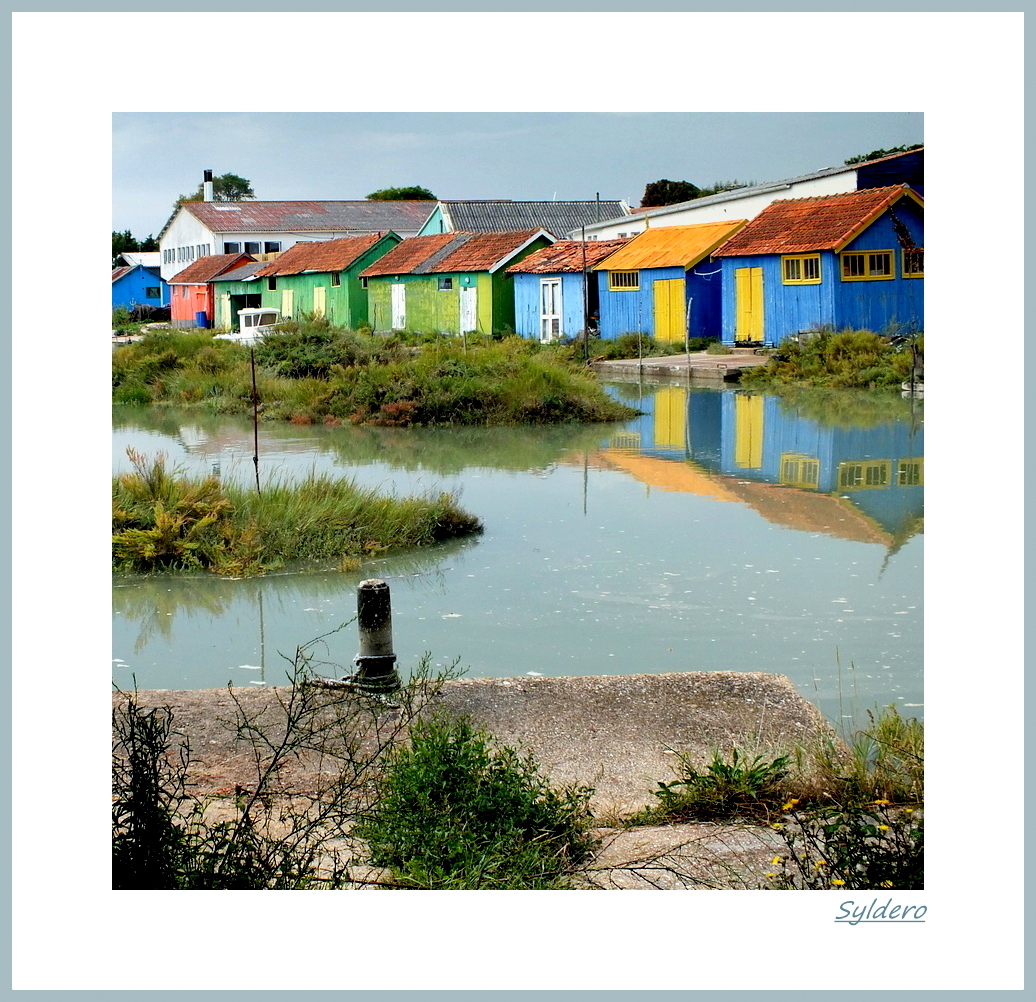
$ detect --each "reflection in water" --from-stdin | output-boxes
[113,382,922,725]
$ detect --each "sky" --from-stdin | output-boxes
[112,111,922,239]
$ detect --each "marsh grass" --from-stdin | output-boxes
[741,328,923,389]
[112,449,482,575]
[113,325,637,426]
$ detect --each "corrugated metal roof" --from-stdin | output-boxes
[167,253,254,284]
[579,148,924,235]
[359,234,459,278]
[111,266,132,282]
[593,221,748,271]
[255,233,393,277]
[213,261,268,283]
[176,200,435,235]
[441,201,628,237]
[712,186,923,257]
[505,239,631,274]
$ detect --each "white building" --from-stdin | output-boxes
[569,149,924,240]
[157,196,436,282]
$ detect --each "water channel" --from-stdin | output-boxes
[112,380,923,726]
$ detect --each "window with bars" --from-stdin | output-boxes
[897,459,924,486]
[902,248,924,278]
[608,271,640,291]
[782,255,822,284]
[780,453,820,488]
[840,250,894,281]
[838,460,891,489]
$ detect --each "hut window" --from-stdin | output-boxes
[245,242,260,254]
[331,273,341,287]
[902,248,924,278]
[609,271,640,291]
[782,255,822,284]
[360,277,368,289]
[838,460,891,489]
[438,277,453,291]
[268,277,277,291]
[224,242,241,253]
[145,287,160,299]
[840,250,894,281]
[264,242,281,253]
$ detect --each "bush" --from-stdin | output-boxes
[765,798,923,890]
[354,715,596,888]
[637,748,791,822]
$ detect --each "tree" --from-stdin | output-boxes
[112,230,159,267]
[640,179,701,208]
[366,186,437,201]
[844,144,922,166]
[175,172,256,209]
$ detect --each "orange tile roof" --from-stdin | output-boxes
[359,234,459,278]
[592,220,748,271]
[434,229,549,272]
[505,239,631,274]
[361,230,551,277]
[168,253,253,284]
[712,185,923,257]
[255,234,390,277]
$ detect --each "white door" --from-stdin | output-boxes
[459,285,477,333]
[391,283,406,329]
[540,278,562,342]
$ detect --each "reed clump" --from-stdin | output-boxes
[112,325,637,426]
[113,449,482,576]
[741,328,923,389]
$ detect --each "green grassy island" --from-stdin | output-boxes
[112,321,639,427]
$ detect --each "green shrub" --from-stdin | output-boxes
[354,715,596,888]
[638,748,791,822]
[764,798,923,890]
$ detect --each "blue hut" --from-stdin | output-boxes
[712,185,923,345]
[112,262,167,313]
[592,220,748,344]
[505,239,629,341]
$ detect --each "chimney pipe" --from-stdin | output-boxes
[203,169,214,202]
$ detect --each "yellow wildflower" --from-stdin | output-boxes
[831,879,846,886]
[815,860,828,867]
[772,857,782,866]
[781,798,800,811]
[765,873,776,879]
[871,799,891,806]
[878,825,890,831]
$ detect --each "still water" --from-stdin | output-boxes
[112,381,923,725]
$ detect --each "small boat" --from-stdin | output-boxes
[214,308,282,345]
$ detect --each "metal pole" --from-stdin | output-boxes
[250,347,261,495]
[351,579,400,693]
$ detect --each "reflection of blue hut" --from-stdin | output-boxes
[601,383,923,542]
[713,186,923,345]
[593,221,748,344]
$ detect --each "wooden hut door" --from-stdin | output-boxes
[313,286,326,318]
[540,278,562,342]
[734,268,764,342]
[653,279,685,343]
[391,283,406,329]
[460,285,477,333]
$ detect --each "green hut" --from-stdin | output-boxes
[360,229,554,335]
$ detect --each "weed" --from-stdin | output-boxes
[764,798,923,890]
[636,748,791,822]
[353,715,596,888]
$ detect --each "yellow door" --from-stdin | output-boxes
[734,267,764,342]
[654,385,687,450]
[313,286,326,318]
[281,288,294,319]
[653,279,685,343]
[734,394,764,469]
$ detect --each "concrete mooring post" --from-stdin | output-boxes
[351,579,401,693]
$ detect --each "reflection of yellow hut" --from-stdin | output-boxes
[586,448,896,547]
